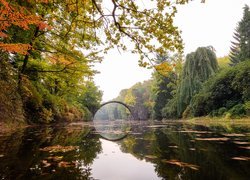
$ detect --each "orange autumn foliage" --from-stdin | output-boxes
[0,0,49,55]
[0,43,32,55]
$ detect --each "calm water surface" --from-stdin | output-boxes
[0,121,249,180]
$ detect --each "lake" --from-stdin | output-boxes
[0,120,249,180]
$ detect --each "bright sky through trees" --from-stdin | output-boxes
[94,0,250,102]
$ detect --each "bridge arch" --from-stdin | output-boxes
[94,101,134,120]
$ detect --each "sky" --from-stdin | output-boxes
[94,0,250,102]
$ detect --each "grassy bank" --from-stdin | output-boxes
[185,116,250,127]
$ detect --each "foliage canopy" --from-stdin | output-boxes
[0,0,206,67]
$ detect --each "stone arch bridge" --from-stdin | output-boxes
[95,100,139,120]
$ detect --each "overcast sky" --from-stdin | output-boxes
[94,0,250,102]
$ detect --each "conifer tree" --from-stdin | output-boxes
[152,54,174,120]
[230,5,250,65]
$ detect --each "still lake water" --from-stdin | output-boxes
[0,120,249,180]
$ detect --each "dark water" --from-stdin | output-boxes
[0,121,250,180]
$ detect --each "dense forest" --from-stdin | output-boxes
[113,5,250,120]
[0,1,249,126]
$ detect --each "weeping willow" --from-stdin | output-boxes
[177,47,219,117]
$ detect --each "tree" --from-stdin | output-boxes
[152,53,183,119]
[152,73,173,120]
[217,56,230,69]
[177,47,218,117]
[152,54,175,120]
[229,5,250,65]
[116,80,153,120]
[77,81,102,115]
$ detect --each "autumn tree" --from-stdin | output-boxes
[0,0,49,55]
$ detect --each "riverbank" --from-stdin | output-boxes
[184,116,250,127]
[0,121,28,135]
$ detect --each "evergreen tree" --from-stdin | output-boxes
[230,5,250,65]
[177,47,218,117]
[152,72,173,120]
[152,55,174,120]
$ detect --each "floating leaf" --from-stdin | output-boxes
[239,146,250,150]
[47,156,63,161]
[233,141,249,145]
[145,155,158,159]
[58,161,72,168]
[223,133,245,137]
[195,137,229,141]
[176,130,212,134]
[231,156,250,161]
[40,145,79,153]
[161,159,199,170]
[147,125,166,128]
[41,160,51,167]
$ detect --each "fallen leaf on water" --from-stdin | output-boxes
[145,155,158,159]
[189,148,196,151]
[39,145,79,153]
[47,156,63,161]
[175,130,212,134]
[147,125,165,128]
[239,146,250,150]
[129,132,142,135]
[169,146,178,148]
[232,156,250,161]
[233,141,249,145]
[200,148,208,151]
[41,160,51,167]
[195,137,229,141]
[161,159,199,170]
[58,161,73,168]
[223,133,245,137]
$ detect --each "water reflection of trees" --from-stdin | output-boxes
[118,123,250,180]
[0,125,102,179]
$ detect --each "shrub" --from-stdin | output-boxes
[218,107,227,116]
[182,106,192,119]
[191,60,250,117]
[244,101,250,116]
[227,104,246,118]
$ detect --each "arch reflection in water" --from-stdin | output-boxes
[93,102,132,141]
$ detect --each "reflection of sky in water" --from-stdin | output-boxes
[91,139,160,180]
